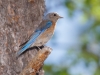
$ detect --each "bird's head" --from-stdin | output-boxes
[45,12,63,22]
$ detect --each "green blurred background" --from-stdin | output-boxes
[44,0,100,75]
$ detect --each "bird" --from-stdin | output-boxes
[17,12,63,56]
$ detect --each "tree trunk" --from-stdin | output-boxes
[0,0,50,75]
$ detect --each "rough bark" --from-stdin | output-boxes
[0,0,50,75]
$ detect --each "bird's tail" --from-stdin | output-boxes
[16,45,29,57]
[17,49,24,57]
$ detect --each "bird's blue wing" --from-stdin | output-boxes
[17,21,52,56]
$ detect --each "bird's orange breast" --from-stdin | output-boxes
[34,21,56,46]
[44,21,56,35]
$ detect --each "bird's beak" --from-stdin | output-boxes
[59,16,63,18]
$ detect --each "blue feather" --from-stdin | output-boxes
[17,21,52,56]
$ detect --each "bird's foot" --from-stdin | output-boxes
[36,45,45,51]
[39,45,45,49]
[37,46,41,50]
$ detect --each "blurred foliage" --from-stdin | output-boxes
[44,65,70,75]
[44,0,100,75]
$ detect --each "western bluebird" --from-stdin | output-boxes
[17,12,63,56]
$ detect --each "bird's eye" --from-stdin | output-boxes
[54,14,56,16]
